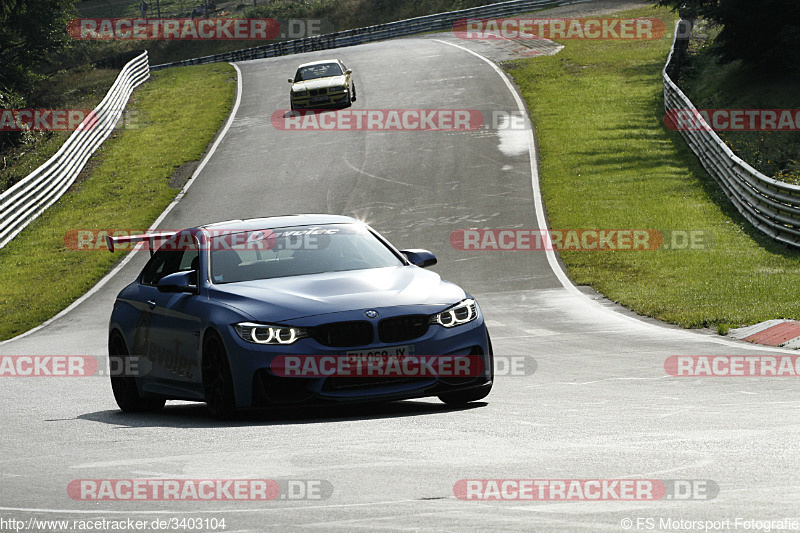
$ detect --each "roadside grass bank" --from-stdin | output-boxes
[0,67,119,193]
[507,6,800,329]
[0,63,235,341]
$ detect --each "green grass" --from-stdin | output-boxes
[1,67,120,193]
[0,62,235,341]
[508,6,800,329]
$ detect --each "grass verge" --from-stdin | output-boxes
[507,6,800,329]
[1,67,120,193]
[0,62,235,341]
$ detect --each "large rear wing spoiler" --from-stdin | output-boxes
[105,231,178,255]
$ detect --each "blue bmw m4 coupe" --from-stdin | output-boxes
[107,214,492,418]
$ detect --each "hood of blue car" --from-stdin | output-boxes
[207,266,466,322]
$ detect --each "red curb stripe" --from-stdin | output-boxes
[743,321,800,346]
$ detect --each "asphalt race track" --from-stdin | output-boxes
[1,32,799,532]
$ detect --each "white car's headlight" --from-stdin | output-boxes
[430,299,478,328]
[330,86,347,93]
[234,322,307,345]
[293,90,308,97]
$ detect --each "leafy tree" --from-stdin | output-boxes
[0,0,77,93]
[657,0,800,72]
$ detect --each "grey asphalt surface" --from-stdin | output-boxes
[2,4,800,531]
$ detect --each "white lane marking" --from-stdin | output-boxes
[0,63,244,346]
[431,39,797,354]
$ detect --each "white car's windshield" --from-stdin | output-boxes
[294,63,343,82]
[209,224,403,283]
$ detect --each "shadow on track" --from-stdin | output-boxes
[76,399,486,429]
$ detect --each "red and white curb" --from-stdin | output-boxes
[729,320,800,349]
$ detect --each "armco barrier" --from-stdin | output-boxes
[150,0,590,70]
[664,20,800,248]
[0,51,150,250]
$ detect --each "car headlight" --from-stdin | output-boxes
[293,90,308,97]
[234,322,307,345]
[430,299,478,328]
[330,86,347,93]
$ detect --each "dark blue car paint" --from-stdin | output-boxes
[109,215,491,409]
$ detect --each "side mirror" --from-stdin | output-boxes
[401,249,437,268]
[345,69,352,75]
[288,78,294,83]
[157,271,197,294]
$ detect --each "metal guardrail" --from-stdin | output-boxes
[663,20,800,249]
[151,0,589,70]
[0,51,150,250]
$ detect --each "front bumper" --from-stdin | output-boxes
[222,309,491,408]
[290,91,350,109]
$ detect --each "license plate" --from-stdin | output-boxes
[310,96,328,103]
[345,345,413,357]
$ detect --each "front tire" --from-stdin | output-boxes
[438,333,493,405]
[202,332,237,419]
[109,332,165,413]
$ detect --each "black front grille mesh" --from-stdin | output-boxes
[308,314,431,348]
[310,321,373,347]
[378,315,430,343]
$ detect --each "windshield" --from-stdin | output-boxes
[209,224,404,283]
[294,63,343,82]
